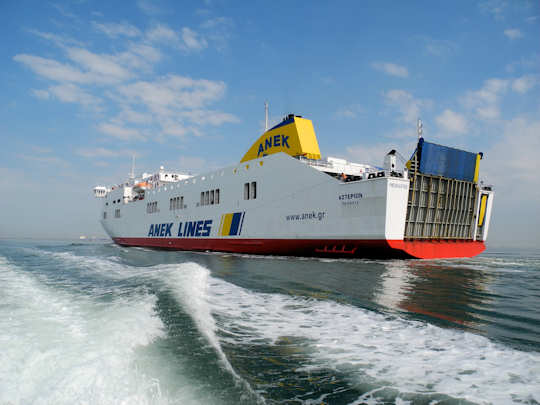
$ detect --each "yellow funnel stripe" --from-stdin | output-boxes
[478,194,488,227]
[473,153,482,183]
[240,116,321,162]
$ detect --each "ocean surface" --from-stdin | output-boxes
[0,239,539,405]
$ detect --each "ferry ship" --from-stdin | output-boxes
[93,114,494,259]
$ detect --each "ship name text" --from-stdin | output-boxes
[148,220,213,238]
[257,134,290,156]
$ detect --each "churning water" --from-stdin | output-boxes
[0,239,539,404]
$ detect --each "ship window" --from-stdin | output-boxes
[244,183,250,200]
[115,209,121,218]
[205,191,209,205]
[147,201,158,214]
[210,190,214,205]
[215,189,220,204]
[181,196,184,209]
[200,192,204,206]
[103,212,107,219]
[251,182,257,199]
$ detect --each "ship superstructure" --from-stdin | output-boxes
[93,114,494,259]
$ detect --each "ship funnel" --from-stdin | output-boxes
[240,115,321,162]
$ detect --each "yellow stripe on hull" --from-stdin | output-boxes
[478,194,488,227]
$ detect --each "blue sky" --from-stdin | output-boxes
[1,0,539,247]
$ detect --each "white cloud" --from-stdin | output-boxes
[76,147,120,158]
[137,0,163,15]
[461,76,536,120]
[461,78,509,119]
[479,0,508,20]
[334,104,364,119]
[28,29,85,47]
[345,139,417,168]
[476,105,500,120]
[66,47,133,83]
[14,54,93,84]
[435,109,468,134]
[118,75,226,115]
[180,110,239,126]
[425,39,458,57]
[18,154,70,167]
[504,28,523,39]
[98,123,145,141]
[383,89,431,124]
[49,83,101,106]
[372,62,409,78]
[76,147,139,158]
[32,89,50,100]
[512,75,537,93]
[182,27,207,50]
[146,24,179,43]
[145,25,207,52]
[92,21,141,38]
[482,117,540,201]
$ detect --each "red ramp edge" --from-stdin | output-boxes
[388,240,485,259]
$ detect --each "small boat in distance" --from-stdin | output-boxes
[93,113,494,259]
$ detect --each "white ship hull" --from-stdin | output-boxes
[99,152,491,259]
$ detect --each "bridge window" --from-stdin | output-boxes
[215,189,220,204]
[244,183,249,200]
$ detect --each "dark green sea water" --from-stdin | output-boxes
[1,239,539,404]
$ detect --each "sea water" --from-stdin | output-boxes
[0,239,538,404]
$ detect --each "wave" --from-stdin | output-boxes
[0,255,206,405]
[193,267,540,404]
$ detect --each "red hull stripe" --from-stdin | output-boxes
[112,237,485,259]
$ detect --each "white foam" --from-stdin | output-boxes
[0,256,202,405]
[157,262,265,402]
[200,271,540,404]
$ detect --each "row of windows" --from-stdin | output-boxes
[200,189,220,206]
[107,183,259,218]
[244,182,257,200]
[147,201,159,214]
[170,196,185,210]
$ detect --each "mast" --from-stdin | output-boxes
[417,118,423,140]
[264,101,269,131]
[130,155,135,180]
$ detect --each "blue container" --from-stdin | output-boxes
[418,139,477,182]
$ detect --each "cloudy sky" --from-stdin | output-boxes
[1,0,539,248]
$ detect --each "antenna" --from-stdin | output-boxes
[264,101,269,131]
[417,118,423,140]
[130,155,135,180]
